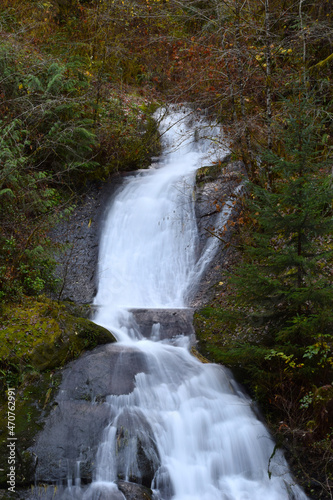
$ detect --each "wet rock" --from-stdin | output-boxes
[17,480,153,499]
[59,344,149,400]
[50,177,125,305]
[195,160,244,246]
[152,466,174,500]
[128,309,195,340]
[85,484,126,500]
[115,408,160,487]
[191,160,245,307]
[117,481,153,500]
[18,483,126,500]
[33,401,111,484]
[31,344,150,484]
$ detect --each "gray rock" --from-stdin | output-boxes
[117,481,153,500]
[50,177,125,305]
[191,161,245,307]
[114,408,160,487]
[195,161,244,248]
[128,308,195,340]
[31,344,150,485]
[58,344,149,400]
[152,465,174,500]
[33,401,111,484]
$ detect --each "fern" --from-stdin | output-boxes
[26,75,43,92]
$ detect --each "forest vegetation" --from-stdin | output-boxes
[0,0,332,497]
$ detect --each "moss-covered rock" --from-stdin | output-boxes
[0,297,116,488]
[195,156,233,186]
[0,296,116,388]
[0,370,62,487]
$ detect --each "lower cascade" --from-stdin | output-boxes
[29,108,308,500]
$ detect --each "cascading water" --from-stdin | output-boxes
[93,108,226,320]
[28,107,308,500]
[80,107,308,500]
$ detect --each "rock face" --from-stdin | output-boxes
[191,160,245,306]
[50,160,245,308]
[50,178,124,305]
[195,160,245,246]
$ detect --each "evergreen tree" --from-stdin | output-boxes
[227,91,333,405]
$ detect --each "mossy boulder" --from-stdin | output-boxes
[0,297,116,488]
[0,297,116,384]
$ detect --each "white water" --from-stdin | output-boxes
[94,108,227,318]
[88,107,307,500]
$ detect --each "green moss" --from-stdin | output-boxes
[0,296,116,390]
[193,307,265,389]
[195,157,230,186]
[0,370,62,487]
[194,306,237,360]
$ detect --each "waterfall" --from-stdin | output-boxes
[94,108,227,317]
[86,107,308,500]
[28,107,308,500]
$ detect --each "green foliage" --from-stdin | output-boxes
[95,97,161,175]
[0,33,159,300]
[233,95,332,387]
[239,94,333,347]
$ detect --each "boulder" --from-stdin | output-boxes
[117,480,153,500]
[114,408,160,487]
[31,344,151,485]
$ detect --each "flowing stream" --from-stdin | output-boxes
[80,107,307,500]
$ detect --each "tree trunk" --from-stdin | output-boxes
[264,0,273,152]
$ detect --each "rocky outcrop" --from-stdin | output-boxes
[191,160,245,306]
[50,178,125,305]
[195,160,245,246]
